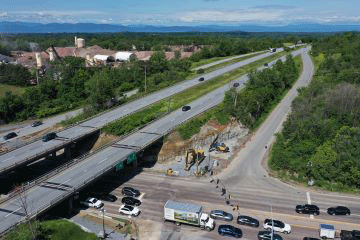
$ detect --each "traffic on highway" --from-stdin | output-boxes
[1,47,360,240]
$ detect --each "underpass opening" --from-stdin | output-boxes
[0,130,100,195]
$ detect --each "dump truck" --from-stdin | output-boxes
[164,200,215,231]
[320,224,336,239]
[340,230,360,240]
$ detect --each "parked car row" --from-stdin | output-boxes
[79,187,142,217]
[211,204,352,239]
[296,204,351,216]
[208,209,291,239]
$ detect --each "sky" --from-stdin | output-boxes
[1,0,360,26]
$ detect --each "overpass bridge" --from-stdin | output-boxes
[0,48,307,235]
[0,49,282,175]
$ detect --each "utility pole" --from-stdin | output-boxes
[144,65,147,93]
[271,204,273,240]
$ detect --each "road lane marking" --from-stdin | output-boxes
[138,193,145,201]
[307,191,315,219]
[3,156,14,162]
[307,192,311,204]
[5,207,22,217]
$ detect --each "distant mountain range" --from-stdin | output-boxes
[2,21,360,33]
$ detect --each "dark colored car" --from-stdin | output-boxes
[42,132,57,142]
[258,231,283,240]
[210,210,233,221]
[199,77,205,81]
[303,238,320,240]
[89,192,117,202]
[122,196,141,206]
[264,63,269,67]
[31,121,43,127]
[3,132,17,140]
[327,206,351,215]
[296,204,320,215]
[233,82,240,87]
[237,215,259,227]
[182,105,191,111]
[218,225,242,238]
[121,187,140,197]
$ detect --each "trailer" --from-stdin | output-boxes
[164,200,215,231]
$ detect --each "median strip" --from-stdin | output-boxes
[103,50,295,137]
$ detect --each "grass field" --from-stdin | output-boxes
[3,219,99,240]
[0,84,28,97]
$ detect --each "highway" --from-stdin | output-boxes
[0,48,302,235]
[191,50,265,71]
[90,49,360,239]
[0,47,283,175]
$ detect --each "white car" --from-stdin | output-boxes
[119,204,140,216]
[263,219,291,234]
[80,197,104,209]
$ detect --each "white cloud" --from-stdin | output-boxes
[178,10,283,23]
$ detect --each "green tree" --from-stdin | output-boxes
[86,70,115,109]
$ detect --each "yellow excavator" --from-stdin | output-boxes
[184,148,205,171]
[209,142,230,152]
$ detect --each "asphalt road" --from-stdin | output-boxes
[0,47,285,175]
[80,48,360,239]
[0,48,301,235]
[0,48,283,152]
[191,50,266,71]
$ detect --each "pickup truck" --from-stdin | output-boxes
[80,197,104,209]
[340,230,360,240]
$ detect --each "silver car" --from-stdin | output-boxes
[209,210,233,221]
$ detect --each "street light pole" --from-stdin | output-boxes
[102,208,106,238]
[144,65,147,93]
[271,204,273,240]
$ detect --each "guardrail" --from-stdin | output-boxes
[0,47,307,237]
[0,128,99,174]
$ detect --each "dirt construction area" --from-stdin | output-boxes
[144,119,250,178]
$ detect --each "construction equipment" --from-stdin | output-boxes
[210,142,230,152]
[184,148,205,171]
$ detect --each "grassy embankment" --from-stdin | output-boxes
[101,50,296,137]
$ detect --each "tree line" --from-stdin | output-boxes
[0,51,191,123]
[223,54,299,130]
[270,32,360,191]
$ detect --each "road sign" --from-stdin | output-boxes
[115,161,124,171]
[127,152,137,164]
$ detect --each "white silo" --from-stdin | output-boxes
[35,52,43,68]
[49,50,56,61]
[77,38,85,48]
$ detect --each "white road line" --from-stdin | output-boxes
[138,193,145,201]
[307,192,314,219]
[5,207,22,217]
[2,156,14,162]
[99,158,107,164]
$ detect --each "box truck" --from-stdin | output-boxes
[164,200,215,231]
[320,224,336,239]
